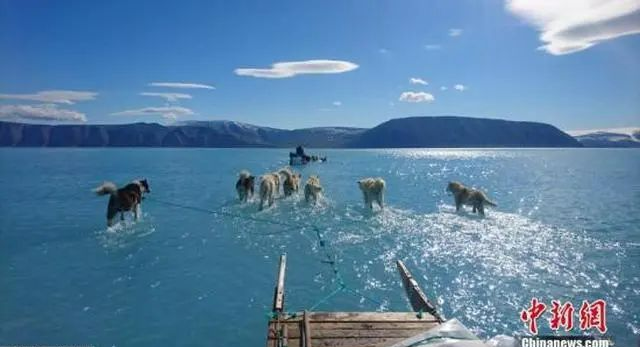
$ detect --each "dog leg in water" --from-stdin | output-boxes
[134,204,141,221]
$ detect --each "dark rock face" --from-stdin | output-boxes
[348,116,581,148]
[0,116,582,148]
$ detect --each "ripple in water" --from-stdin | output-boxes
[231,201,633,339]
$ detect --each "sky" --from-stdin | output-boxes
[0,0,639,131]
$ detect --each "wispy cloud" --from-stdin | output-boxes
[399,91,435,103]
[112,106,195,120]
[409,77,428,85]
[333,101,342,106]
[449,28,463,37]
[140,92,193,102]
[148,82,215,90]
[378,48,390,54]
[0,90,97,104]
[506,0,640,55]
[235,59,359,78]
[440,86,448,91]
[454,84,467,91]
[0,104,87,122]
[424,44,442,50]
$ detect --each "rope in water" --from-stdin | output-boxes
[145,196,388,314]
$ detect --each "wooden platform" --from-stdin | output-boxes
[266,255,444,347]
[267,311,440,347]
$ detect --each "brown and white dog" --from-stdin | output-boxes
[259,174,278,210]
[447,181,496,216]
[236,170,255,202]
[95,179,150,226]
[358,177,385,210]
[304,175,323,204]
[279,167,302,197]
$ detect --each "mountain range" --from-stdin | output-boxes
[567,127,640,148]
[0,116,585,148]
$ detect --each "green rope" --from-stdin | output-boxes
[146,196,390,314]
[308,285,345,311]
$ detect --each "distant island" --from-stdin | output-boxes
[0,116,584,148]
[567,128,640,148]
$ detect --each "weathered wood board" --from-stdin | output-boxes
[267,311,439,347]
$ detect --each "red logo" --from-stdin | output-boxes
[520,299,606,334]
[579,299,607,333]
[520,298,547,334]
[550,300,574,331]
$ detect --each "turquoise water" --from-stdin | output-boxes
[1,148,639,346]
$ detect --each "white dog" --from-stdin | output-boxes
[358,177,385,210]
[304,175,323,204]
[259,174,278,210]
[270,172,281,196]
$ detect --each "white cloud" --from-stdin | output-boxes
[333,101,342,106]
[0,104,87,122]
[0,90,97,104]
[234,59,359,78]
[449,28,463,37]
[440,86,448,91]
[424,44,442,50]
[140,92,193,102]
[409,77,429,85]
[399,91,435,103]
[506,0,640,55]
[112,106,195,120]
[378,48,390,54]
[148,82,215,90]
[454,84,467,91]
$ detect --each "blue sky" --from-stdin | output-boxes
[0,0,639,130]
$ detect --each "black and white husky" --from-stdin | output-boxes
[94,179,150,226]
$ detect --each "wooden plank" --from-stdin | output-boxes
[267,311,440,347]
[281,323,288,347]
[396,260,444,322]
[285,327,437,339]
[310,321,439,330]
[301,337,405,347]
[268,336,404,347]
[273,254,287,312]
[303,310,312,347]
[308,312,437,322]
[272,320,437,331]
[269,321,437,333]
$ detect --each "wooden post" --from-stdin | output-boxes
[396,260,444,322]
[303,310,312,347]
[272,254,287,313]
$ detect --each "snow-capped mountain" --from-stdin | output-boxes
[568,127,640,147]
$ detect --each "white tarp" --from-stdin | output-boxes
[389,319,517,347]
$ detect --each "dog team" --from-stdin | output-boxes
[235,167,496,215]
[94,170,496,226]
[236,166,322,210]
